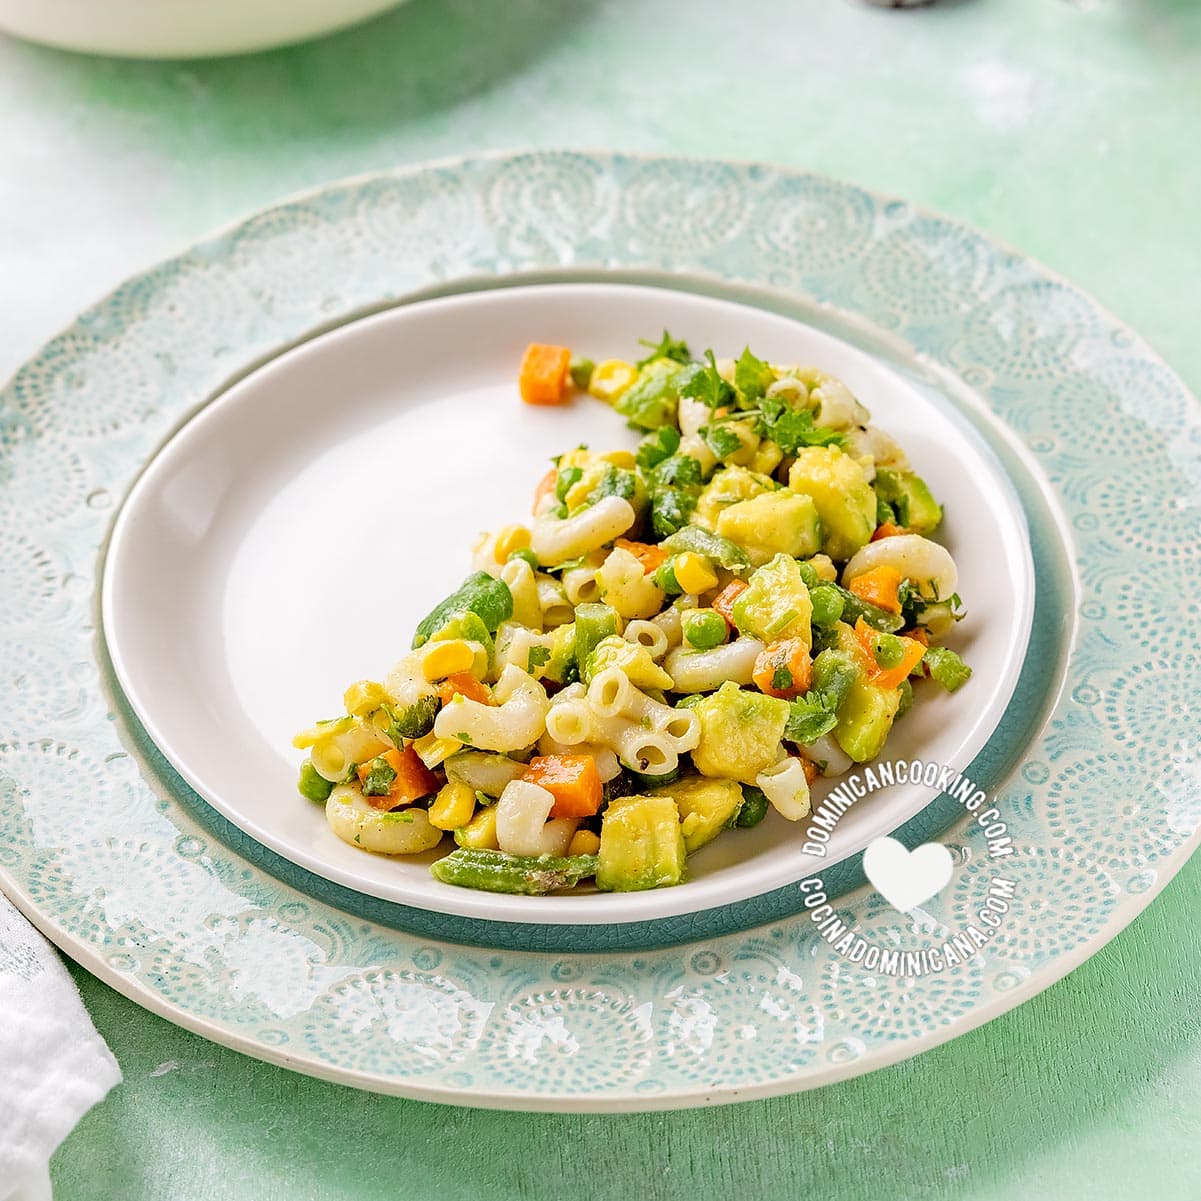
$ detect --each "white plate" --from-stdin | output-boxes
[102,282,1034,927]
[0,0,408,58]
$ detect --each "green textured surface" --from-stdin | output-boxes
[0,0,1197,1195]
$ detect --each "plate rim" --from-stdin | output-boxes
[2,149,1198,1110]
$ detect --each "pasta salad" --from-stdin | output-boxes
[293,335,972,896]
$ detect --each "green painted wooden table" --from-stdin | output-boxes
[2,0,1198,1195]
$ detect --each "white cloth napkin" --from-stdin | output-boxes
[0,892,122,1201]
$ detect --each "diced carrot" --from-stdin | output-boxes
[521,754,603,819]
[906,627,929,647]
[387,746,440,805]
[519,343,572,406]
[438,673,492,707]
[358,746,439,810]
[846,565,904,614]
[751,638,813,699]
[853,617,926,691]
[532,466,558,514]
[614,537,669,575]
[799,756,820,786]
[852,616,878,670]
[711,579,748,628]
[871,522,910,542]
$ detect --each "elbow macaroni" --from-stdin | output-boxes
[623,619,670,661]
[596,547,665,620]
[495,780,577,857]
[755,757,812,821]
[500,558,543,630]
[433,664,550,752]
[530,495,636,566]
[534,574,574,628]
[664,638,765,693]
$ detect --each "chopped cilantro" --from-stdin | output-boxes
[636,426,681,472]
[734,346,775,404]
[593,466,638,501]
[757,396,844,453]
[678,351,735,410]
[379,696,438,741]
[649,488,697,538]
[784,692,839,744]
[702,423,744,460]
[636,330,692,369]
[360,755,397,797]
[614,361,680,430]
[649,453,703,490]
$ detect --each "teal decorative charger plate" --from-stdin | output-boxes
[1,151,1199,1110]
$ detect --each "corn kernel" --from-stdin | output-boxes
[808,554,838,583]
[421,639,475,681]
[291,716,352,750]
[674,552,719,596]
[429,780,477,830]
[454,804,499,850]
[343,679,388,718]
[493,524,531,562]
[749,440,784,476]
[412,731,462,769]
[564,464,606,511]
[557,447,593,471]
[588,359,638,404]
[567,828,601,857]
[598,450,637,470]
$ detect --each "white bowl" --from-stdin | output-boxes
[0,0,407,58]
[102,281,1034,927]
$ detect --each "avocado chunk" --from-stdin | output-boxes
[692,681,791,784]
[542,622,578,686]
[835,675,902,762]
[564,461,649,519]
[596,794,687,891]
[693,465,777,531]
[731,553,814,648]
[614,359,681,431]
[788,446,876,561]
[586,634,674,691]
[715,490,821,566]
[650,775,744,853]
[874,468,942,535]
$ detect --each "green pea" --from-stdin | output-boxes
[873,632,906,669]
[809,584,844,628]
[683,609,727,650]
[797,561,820,588]
[735,785,770,828]
[569,356,595,390]
[653,557,682,595]
[507,547,540,569]
[297,760,334,803]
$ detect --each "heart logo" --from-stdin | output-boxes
[863,836,954,913]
